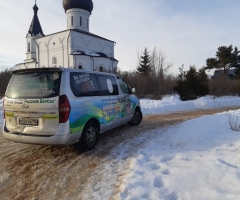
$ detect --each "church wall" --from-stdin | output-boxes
[71,55,114,72]
[70,55,93,70]
[35,30,117,70]
[62,37,69,67]
[69,55,116,72]
[94,57,112,71]
[35,31,70,68]
[71,31,115,58]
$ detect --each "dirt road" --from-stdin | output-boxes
[0,107,239,200]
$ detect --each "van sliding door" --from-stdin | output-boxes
[97,74,121,131]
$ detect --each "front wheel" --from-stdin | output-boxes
[80,121,99,151]
[128,108,142,126]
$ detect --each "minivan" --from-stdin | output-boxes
[2,68,142,150]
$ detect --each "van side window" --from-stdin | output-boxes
[97,74,119,96]
[70,72,100,96]
[117,77,132,94]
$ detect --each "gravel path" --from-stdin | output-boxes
[0,107,239,200]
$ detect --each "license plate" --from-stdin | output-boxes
[19,118,38,126]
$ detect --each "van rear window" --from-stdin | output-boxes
[6,71,62,99]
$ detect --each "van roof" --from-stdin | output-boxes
[12,67,118,76]
[12,68,64,74]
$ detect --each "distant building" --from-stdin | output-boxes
[15,0,118,72]
[212,69,238,79]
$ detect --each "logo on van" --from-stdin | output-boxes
[25,100,39,104]
[24,99,56,104]
[50,72,59,80]
[22,105,29,109]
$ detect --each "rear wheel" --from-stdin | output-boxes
[80,121,99,151]
[128,108,142,126]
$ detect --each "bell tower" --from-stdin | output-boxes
[25,2,44,63]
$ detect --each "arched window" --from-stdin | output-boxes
[52,57,57,65]
[71,16,74,26]
[28,42,30,52]
[99,66,103,72]
[78,65,82,69]
[80,17,82,26]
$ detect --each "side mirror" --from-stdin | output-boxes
[131,88,136,94]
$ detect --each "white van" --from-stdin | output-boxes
[2,68,142,150]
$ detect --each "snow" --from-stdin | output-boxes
[141,95,240,115]
[72,51,100,56]
[118,111,240,199]
[84,95,240,199]
[85,52,100,57]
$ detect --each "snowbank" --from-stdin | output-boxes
[141,95,240,115]
[119,109,240,199]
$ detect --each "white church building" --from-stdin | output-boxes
[15,0,118,72]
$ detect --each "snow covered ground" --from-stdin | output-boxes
[1,96,240,199]
[114,96,240,199]
[87,96,240,200]
[141,95,240,115]
[118,111,240,199]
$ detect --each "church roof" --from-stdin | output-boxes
[28,4,44,36]
[35,29,115,43]
[63,0,93,13]
[73,29,114,42]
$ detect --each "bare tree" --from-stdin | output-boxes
[150,46,173,99]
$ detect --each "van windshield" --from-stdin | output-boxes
[6,71,62,99]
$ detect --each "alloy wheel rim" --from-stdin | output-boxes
[133,111,141,124]
[86,127,96,146]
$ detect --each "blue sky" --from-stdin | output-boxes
[0,0,240,74]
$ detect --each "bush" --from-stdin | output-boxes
[228,113,240,131]
[117,69,177,99]
[209,77,240,97]
[174,66,209,101]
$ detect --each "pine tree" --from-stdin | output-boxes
[136,48,152,76]
[174,66,188,101]
[197,67,209,97]
[174,66,209,101]
[205,45,240,76]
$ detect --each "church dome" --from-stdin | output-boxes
[63,0,93,13]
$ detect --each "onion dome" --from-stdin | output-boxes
[63,0,93,13]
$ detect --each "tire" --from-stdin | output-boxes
[80,121,99,151]
[128,108,142,126]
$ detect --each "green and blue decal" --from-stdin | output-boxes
[69,95,139,134]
